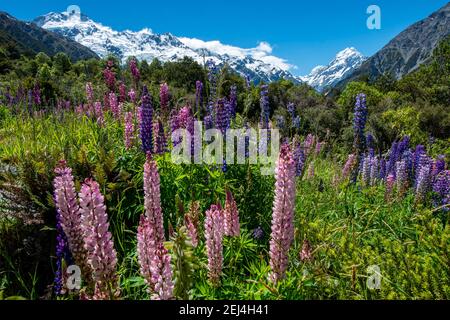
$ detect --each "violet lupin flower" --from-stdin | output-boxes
[124,111,134,150]
[118,82,127,103]
[129,58,141,85]
[153,118,167,155]
[109,92,121,119]
[207,59,218,102]
[362,155,371,187]
[137,215,155,292]
[159,83,169,113]
[94,101,104,126]
[150,242,174,300]
[269,144,296,284]
[252,227,264,241]
[353,94,368,155]
[342,154,357,181]
[370,156,379,186]
[396,160,409,195]
[275,115,286,130]
[79,179,119,300]
[415,153,432,184]
[292,116,301,130]
[432,155,446,177]
[86,83,94,104]
[103,61,116,91]
[229,85,237,119]
[54,209,73,296]
[140,86,153,154]
[413,145,426,175]
[204,204,224,287]
[215,98,230,134]
[293,138,306,177]
[53,162,90,280]
[137,214,173,300]
[195,80,203,114]
[433,170,449,209]
[128,89,136,104]
[415,162,431,203]
[144,155,165,245]
[260,84,270,129]
[287,102,295,119]
[366,134,374,157]
[379,158,387,180]
[170,108,181,147]
[385,174,395,200]
[387,142,399,177]
[224,191,240,237]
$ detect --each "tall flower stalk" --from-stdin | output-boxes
[159,83,170,114]
[53,162,90,281]
[137,155,173,299]
[269,144,296,284]
[224,191,240,237]
[79,179,119,300]
[204,204,224,286]
[124,111,134,150]
[140,86,153,154]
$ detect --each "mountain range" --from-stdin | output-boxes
[299,47,367,92]
[33,11,299,84]
[0,11,98,62]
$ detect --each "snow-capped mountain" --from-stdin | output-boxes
[300,48,367,91]
[33,10,299,83]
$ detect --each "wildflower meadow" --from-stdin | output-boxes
[0,36,449,302]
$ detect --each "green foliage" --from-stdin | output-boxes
[382,106,426,145]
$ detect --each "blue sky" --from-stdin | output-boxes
[2,0,448,75]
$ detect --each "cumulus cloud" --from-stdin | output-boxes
[178,37,294,71]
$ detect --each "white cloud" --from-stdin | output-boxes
[178,37,294,71]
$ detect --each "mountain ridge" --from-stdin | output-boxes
[335,2,450,89]
[0,11,98,62]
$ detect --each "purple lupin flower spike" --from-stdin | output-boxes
[140,86,153,154]
[129,58,141,85]
[433,170,449,210]
[195,80,203,114]
[396,160,409,195]
[153,118,167,155]
[53,162,90,280]
[229,85,237,119]
[224,191,240,237]
[415,162,431,203]
[342,154,357,181]
[79,179,119,300]
[159,83,169,113]
[293,137,306,177]
[260,84,270,129]
[269,144,296,284]
[204,204,224,287]
[124,111,134,150]
[353,93,368,155]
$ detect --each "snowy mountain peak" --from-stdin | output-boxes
[300,47,367,91]
[33,11,298,84]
